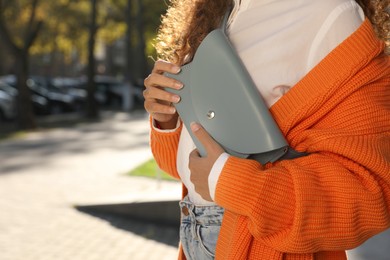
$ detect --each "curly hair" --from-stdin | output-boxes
[155,0,232,65]
[356,0,390,53]
[155,0,389,63]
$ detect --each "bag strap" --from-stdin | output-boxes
[220,9,232,34]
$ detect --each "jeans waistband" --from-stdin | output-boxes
[179,196,224,226]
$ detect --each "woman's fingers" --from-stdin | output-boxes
[152,60,181,75]
[145,101,176,116]
[144,73,183,90]
[143,86,181,105]
[143,60,182,125]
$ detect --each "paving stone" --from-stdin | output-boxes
[0,112,180,260]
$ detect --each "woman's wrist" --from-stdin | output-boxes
[155,114,179,130]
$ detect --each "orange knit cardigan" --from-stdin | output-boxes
[150,19,390,260]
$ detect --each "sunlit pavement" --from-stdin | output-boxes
[0,111,181,260]
[0,111,388,260]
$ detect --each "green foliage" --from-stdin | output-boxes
[1,0,167,71]
[127,158,177,181]
[142,0,167,60]
[0,130,28,141]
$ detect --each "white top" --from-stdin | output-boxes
[155,0,364,205]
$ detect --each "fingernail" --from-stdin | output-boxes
[174,66,181,73]
[175,82,184,89]
[191,122,200,132]
[172,95,181,103]
[170,107,176,114]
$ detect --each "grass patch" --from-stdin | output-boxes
[0,130,28,141]
[127,159,178,181]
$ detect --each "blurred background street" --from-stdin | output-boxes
[0,2,183,257]
[0,110,182,260]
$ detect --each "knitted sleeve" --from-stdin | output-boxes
[149,117,183,179]
[214,51,390,253]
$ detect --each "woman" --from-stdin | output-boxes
[144,0,390,259]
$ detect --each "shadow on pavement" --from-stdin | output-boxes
[0,110,150,175]
[75,207,180,248]
[75,200,181,226]
[75,200,181,247]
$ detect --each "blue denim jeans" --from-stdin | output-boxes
[179,196,224,260]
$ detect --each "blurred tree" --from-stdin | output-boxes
[0,0,166,128]
[126,0,135,83]
[28,0,93,75]
[135,0,147,81]
[0,41,4,75]
[0,0,43,129]
[141,0,167,66]
[86,0,99,119]
[107,0,166,83]
[131,0,167,80]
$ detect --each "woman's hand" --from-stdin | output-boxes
[189,123,225,201]
[144,60,183,129]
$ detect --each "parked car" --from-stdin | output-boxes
[0,79,49,116]
[76,75,144,110]
[49,77,87,111]
[0,75,79,115]
[29,76,84,114]
[0,89,16,121]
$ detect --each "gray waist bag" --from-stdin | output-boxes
[164,13,307,164]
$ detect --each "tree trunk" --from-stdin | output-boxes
[0,0,42,130]
[135,0,147,82]
[126,0,135,84]
[86,0,99,119]
[0,41,4,75]
[15,50,36,129]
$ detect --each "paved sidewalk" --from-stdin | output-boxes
[0,111,181,260]
[0,111,388,260]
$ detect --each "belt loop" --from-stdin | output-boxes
[187,203,197,240]
[181,205,190,216]
[179,197,198,240]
